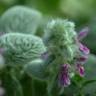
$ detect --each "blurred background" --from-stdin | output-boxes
[0,0,96,95]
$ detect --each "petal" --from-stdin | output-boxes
[59,64,71,87]
[59,72,70,87]
[77,64,85,77]
[79,43,90,55]
[77,55,88,64]
[78,27,89,40]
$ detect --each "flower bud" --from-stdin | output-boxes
[58,64,70,87]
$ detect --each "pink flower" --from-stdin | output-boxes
[76,63,85,77]
[75,27,90,77]
[58,64,70,87]
[78,27,89,40]
[79,43,90,55]
[77,27,90,64]
[77,27,90,55]
[77,55,88,63]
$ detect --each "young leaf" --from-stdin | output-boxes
[24,59,47,81]
[0,33,46,65]
[0,6,42,34]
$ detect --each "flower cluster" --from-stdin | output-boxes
[43,19,90,89]
[58,64,71,87]
[44,19,77,61]
[59,27,90,87]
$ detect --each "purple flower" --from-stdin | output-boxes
[77,27,90,55]
[74,27,90,77]
[58,64,70,87]
[76,63,85,77]
[76,27,90,55]
[78,27,89,40]
[77,55,88,63]
[79,43,90,55]
[76,27,90,63]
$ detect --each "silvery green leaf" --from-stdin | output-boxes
[24,59,47,80]
[0,33,46,65]
[0,6,42,34]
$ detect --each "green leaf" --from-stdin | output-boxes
[24,59,47,80]
[0,6,42,34]
[0,33,46,65]
[82,80,96,88]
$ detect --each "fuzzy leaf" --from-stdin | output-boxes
[24,59,47,80]
[0,6,42,34]
[0,33,46,65]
